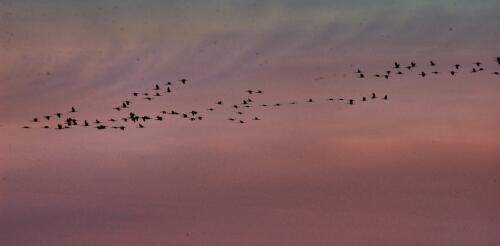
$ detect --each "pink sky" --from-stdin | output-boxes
[1,1,500,245]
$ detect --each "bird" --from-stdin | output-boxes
[217,101,223,105]
[474,62,481,67]
[254,117,260,120]
[257,90,263,94]
[22,126,30,129]
[384,74,389,79]
[44,115,51,120]
[207,108,214,111]
[133,92,139,96]
[138,124,145,128]
[454,64,461,69]
[371,93,376,99]
[497,57,500,65]
[430,61,436,66]
[394,62,400,69]
[247,90,254,94]
[84,120,89,127]
[114,107,121,111]
[362,97,366,101]
[472,68,477,73]
[161,110,167,114]
[374,74,381,78]
[239,120,245,124]
[55,113,62,118]
[156,116,163,121]
[154,84,160,90]
[96,125,106,130]
[70,107,77,113]
[237,111,243,115]
[154,92,162,97]
[109,118,116,122]
[95,120,101,124]
[349,99,354,105]
[450,71,456,76]
[432,71,439,74]
[179,79,188,84]
[410,61,416,67]
[307,98,313,102]
[165,81,172,85]
[144,97,153,101]
[42,126,50,129]
[494,72,499,75]
[57,124,63,130]
[166,87,171,93]
[383,95,388,100]
[31,118,38,122]
[228,118,235,121]
[419,72,426,77]
[358,73,365,78]
[355,69,362,74]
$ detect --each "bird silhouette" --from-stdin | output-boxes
[497,57,500,65]
[217,101,223,105]
[84,120,89,127]
[419,72,426,77]
[362,97,366,101]
[70,107,77,113]
[133,92,139,96]
[31,118,38,122]
[254,117,260,120]
[474,62,481,67]
[450,71,456,76]
[349,99,354,105]
[180,79,188,84]
[154,84,160,90]
[454,64,461,69]
[44,115,51,120]
[430,61,436,66]
[96,125,106,130]
[383,95,388,100]
[371,93,376,99]
[55,113,62,118]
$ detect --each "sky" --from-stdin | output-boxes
[1,0,499,245]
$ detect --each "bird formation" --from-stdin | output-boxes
[20,57,499,130]
[20,78,388,130]
[355,57,500,79]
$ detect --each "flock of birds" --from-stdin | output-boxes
[21,57,500,131]
[355,57,500,79]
